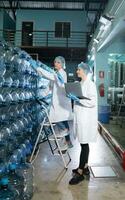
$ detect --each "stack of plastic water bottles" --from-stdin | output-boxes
[0,40,52,199]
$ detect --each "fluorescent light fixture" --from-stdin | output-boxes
[94,38,99,44]
[104,21,112,29]
[91,54,95,61]
[96,26,104,38]
[99,16,108,25]
[99,14,113,25]
[93,75,96,82]
[91,47,95,52]
[68,73,74,76]
[96,18,111,40]
[109,53,114,56]
[87,55,91,59]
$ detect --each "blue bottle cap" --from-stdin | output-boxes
[20,53,26,59]
[9,163,16,170]
[0,165,5,174]
[1,178,9,186]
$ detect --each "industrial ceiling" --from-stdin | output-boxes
[0,0,108,11]
[0,0,109,36]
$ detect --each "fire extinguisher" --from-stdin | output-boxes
[99,83,104,97]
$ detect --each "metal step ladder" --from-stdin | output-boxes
[29,103,71,168]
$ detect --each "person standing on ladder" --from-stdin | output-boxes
[35,56,73,148]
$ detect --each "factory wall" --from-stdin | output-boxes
[95,36,125,106]
[88,0,125,108]
[15,9,87,47]
[16,10,87,31]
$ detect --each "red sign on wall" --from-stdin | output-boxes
[99,71,104,78]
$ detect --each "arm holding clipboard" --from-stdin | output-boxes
[65,81,97,108]
[77,83,97,108]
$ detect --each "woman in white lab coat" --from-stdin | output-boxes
[68,62,98,185]
[36,56,73,147]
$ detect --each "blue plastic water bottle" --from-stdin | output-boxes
[0,178,19,200]
[16,158,34,200]
[8,163,24,200]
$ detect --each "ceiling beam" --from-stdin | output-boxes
[8,0,16,20]
[85,0,89,13]
[0,6,104,12]
[0,0,108,3]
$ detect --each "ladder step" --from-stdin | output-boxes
[49,135,61,141]
[44,123,56,126]
[58,145,68,152]
[49,142,68,153]
[49,135,65,140]
[54,148,68,155]
[55,134,68,138]
[30,108,71,168]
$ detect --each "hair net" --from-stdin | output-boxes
[54,56,66,69]
[78,62,91,75]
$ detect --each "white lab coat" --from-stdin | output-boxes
[73,78,98,144]
[37,67,73,123]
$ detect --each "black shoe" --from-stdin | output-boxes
[83,167,90,175]
[72,167,90,175]
[69,173,84,185]
[72,168,78,174]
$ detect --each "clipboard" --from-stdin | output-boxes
[65,82,90,100]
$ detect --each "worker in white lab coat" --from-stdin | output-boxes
[36,56,73,148]
[68,62,98,185]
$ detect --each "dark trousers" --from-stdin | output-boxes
[56,121,70,142]
[79,144,89,169]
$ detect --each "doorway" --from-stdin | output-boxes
[22,22,33,46]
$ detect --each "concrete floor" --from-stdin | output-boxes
[32,132,125,200]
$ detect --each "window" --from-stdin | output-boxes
[55,22,70,38]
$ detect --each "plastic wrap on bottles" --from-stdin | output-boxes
[8,164,24,199]
[0,40,53,199]
[16,160,34,200]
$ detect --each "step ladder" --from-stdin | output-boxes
[117,85,125,127]
[29,103,71,169]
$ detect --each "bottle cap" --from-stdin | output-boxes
[1,178,9,186]
[0,165,5,174]
[9,163,16,170]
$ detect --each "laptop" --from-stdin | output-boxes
[65,82,90,100]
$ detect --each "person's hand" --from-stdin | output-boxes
[37,93,52,105]
[36,60,42,67]
[29,59,38,69]
[42,93,52,100]
[67,93,79,102]
[40,63,55,73]
[39,63,54,74]
[56,72,64,84]
[19,51,28,59]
